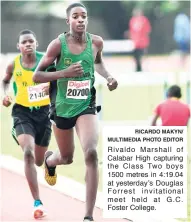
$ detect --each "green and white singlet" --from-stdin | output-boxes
[55,32,96,118]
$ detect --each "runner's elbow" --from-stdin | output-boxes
[33,72,41,83]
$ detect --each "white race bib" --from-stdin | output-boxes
[27,83,49,102]
[66,80,90,99]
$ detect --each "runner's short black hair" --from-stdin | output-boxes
[17,29,36,42]
[167,85,182,98]
[66,3,87,17]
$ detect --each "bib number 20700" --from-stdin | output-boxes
[66,80,90,99]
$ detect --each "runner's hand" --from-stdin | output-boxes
[63,63,83,78]
[42,85,50,95]
[2,95,12,107]
[107,76,118,91]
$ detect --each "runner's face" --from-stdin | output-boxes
[68,7,88,33]
[17,34,37,55]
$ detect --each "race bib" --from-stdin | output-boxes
[27,83,49,102]
[66,80,90,99]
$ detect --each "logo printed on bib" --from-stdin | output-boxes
[66,80,90,99]
[27,83,49,102]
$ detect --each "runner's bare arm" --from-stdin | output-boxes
[151,114,159,126]
[33,38,83,83]
[94,36,112,80]
[2,61,14,96]
[94,35,118,91]
[33,39,62,83]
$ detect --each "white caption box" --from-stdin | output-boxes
[102,126,187,220]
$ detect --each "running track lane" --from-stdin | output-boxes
[1,168,126,222]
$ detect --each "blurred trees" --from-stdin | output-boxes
[2,0,190,39]
[84,0,190,39]
[2,1,190,18]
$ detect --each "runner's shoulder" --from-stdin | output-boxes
[6,59,15,74]
[47,37,61,54]
[90,34,104,49]
[8,60,15,68]
[54,36,62,45]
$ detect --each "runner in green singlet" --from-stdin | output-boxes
[33,3,118,222]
